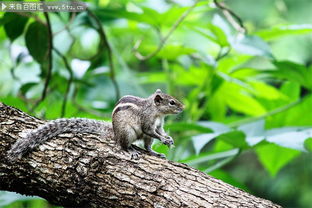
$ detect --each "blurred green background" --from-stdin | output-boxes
[0,0,312,207]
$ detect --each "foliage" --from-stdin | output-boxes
[0,191,61,208]
[0,0,312,207]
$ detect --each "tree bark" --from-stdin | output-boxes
[0,102,281,208]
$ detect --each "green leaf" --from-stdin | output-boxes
[207,23,229,46]
[0,191,41,206]
[95,9,146,23]
[25,22,49,64]
[167,64,212,86]
[160,6,189,26]
[138,72,167,84]
[204,156,235,173]
[250,81,287,100]
[69,27,100,60]
[304,138,312,152]
[256,143,300,177]
[192,121,231,154]
[152,140,170,156]
[220,83,267,116]
[192,133,223,154]
[139,7,162,27]
[179,149,239,165]
[212,14,232,36]
[217,55,252,74]
[192,125,247,152]
[140,44,196,60]
[230,67,261,79]
[243,124,312,151]
[96,7,161,27]
[232,35,273,58]
[269,61,312,90]
[3,13,28,41]
[207,92,227,121]
[238,120,265,140]
[280,81,300,100]
[20,82,38,96]
[165,122,213,133]
[217,72,252,90]
[214,139,236,152]
[1,97,28,112]
[266,95,312,127]
[265,128,312,151]
[158,45,196,60]
[217,130,248,149]
[191,23,229,46]
[256,24,312,40]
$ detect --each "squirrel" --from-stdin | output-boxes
[7,89,184,161]
[112,89,184,158]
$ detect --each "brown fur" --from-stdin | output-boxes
[112,89,184,159]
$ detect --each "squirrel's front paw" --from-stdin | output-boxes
[162,136,174,146]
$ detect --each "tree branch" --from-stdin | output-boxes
[0,103,281,208]
[213,0,247,34]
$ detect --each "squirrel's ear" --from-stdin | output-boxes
[154,94,163,105]
[155,89,162,93]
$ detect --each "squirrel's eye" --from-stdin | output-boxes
[169,100,176,105]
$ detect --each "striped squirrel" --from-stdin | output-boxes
[113,89,184,158]
[7,89,184,161]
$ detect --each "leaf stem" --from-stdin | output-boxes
[204,156,235,173]
[87,9,120,102]
[53,48,74,117]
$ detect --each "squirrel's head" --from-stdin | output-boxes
[153,89,184,115]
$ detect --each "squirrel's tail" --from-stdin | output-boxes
[7,118,110,161]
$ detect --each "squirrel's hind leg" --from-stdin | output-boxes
[116,127,141,160]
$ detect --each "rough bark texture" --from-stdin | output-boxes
[0,103,281,208]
